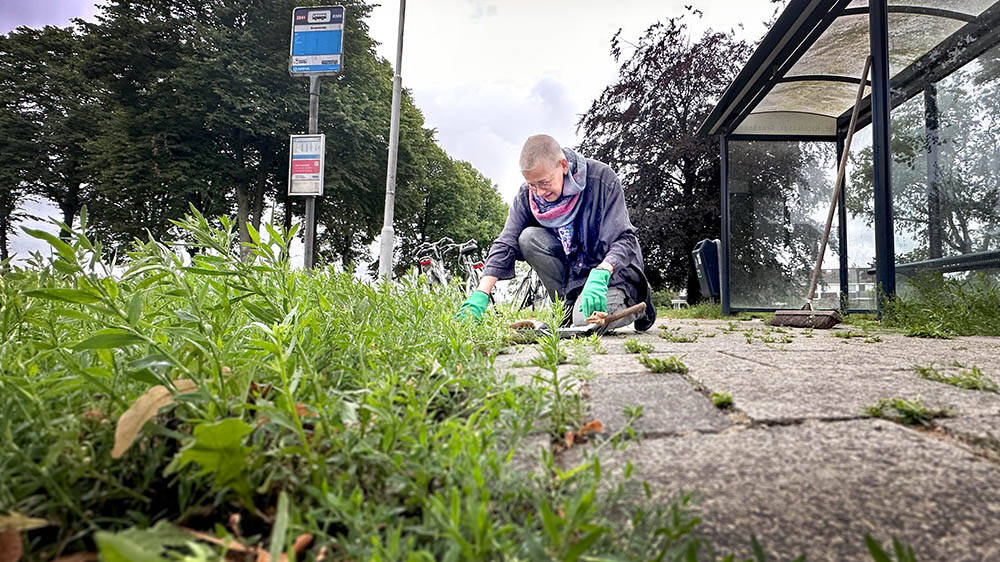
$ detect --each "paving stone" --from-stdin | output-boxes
[677,350,1000,422]
[560,419,1000,561]
[936,415,1000,445]
[496,364,589,389]
[584,373,729,435]
[508,433,552,477]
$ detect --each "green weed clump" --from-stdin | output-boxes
[864,397,950,426]
[2,208,707,560]
[659,327,699,343]
[913,363,998,393]
[710,392,733,409]
[638,353,688,374]
[623,337,653,354]
[883,272,1000,337]
[659,302,723,319]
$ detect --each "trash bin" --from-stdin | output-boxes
[692,239,721,300]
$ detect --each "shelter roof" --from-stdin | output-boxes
[699,0,1000,138]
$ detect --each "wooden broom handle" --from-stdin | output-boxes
[807,55,872,303]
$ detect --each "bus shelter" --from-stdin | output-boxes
[699,0,1000,315]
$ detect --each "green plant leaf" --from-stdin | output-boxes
[95,531,169,562]
[22,227,76,261]
[751,535,768,561]
[864,534,892,562]
[175,418,253,493]
[565,527,606,561]
[23,288,102,304]
[74,330,145,351]
[127,294,143,326]
[269,491,290,562]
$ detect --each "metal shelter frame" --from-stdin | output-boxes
[699,0,1000,315]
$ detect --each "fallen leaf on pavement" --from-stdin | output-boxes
[577,420,604,437]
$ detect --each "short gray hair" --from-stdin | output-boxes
[519,134,564,171]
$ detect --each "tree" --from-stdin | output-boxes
[6,0,506,266]
[577,12,752,300]
[0,33,37,261]
[848,58,1000,262]
[0,26,97,246]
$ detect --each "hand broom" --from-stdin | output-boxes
[771,55,872,329]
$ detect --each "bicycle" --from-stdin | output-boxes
[446,239,490,297]
[415,236,452,287]
[508,263,548,310]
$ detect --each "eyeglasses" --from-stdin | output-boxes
[528,178,555,191]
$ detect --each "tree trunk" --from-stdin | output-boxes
[0,207,10,263]
[59,183,81,240]
[250,148,270,232]
[236,185,250,260]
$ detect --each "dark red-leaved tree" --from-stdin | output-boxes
[578,12,751,300]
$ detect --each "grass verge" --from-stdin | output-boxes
[883,272,1000,337]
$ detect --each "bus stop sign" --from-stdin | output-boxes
[288,134,325,196]
[289,6,345,75]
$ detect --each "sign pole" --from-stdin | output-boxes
[377,0,406,280]
[304,74,321,270]
[288,5,344,270]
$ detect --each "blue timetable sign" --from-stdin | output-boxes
[289,6,345,75]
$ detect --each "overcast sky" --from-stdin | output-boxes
[3,0,788,261]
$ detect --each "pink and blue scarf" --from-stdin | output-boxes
[528,147,588,255]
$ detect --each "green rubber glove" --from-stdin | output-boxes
[456,290,490,321]
[579,268,610,319]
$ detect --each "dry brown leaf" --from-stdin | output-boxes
[577,420,604,437]
[252,533,313,562]
[51,553,98,562]
[292,534,313,553]
[563,430,575,449]
[0,513,49,532]
[112,379,197,459]
[0,527,22,562]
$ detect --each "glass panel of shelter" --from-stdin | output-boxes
[727,140,839,310]
[882,34,1000,293]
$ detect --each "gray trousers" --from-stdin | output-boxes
[518,226,639,329]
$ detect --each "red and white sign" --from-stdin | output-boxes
[288,134,325,196]
[292,159,321,174]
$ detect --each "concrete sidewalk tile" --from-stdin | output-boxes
[585,373,729,435]
[675,351,1000,422]
[936,415,1000,444]
[559,419,1000,561]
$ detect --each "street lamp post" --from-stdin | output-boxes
[377,0,406,280]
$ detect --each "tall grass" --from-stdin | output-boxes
[1,208,704,560]
[883,272,1000,337]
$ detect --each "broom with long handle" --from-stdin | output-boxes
[771,55,872,329]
